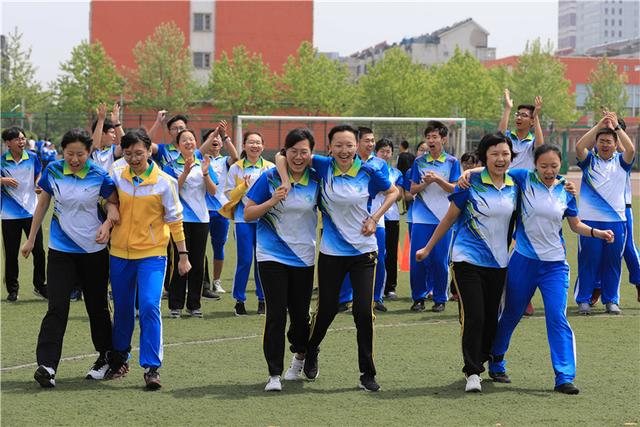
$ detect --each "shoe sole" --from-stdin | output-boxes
[33,290,47,300]
[34,368,55,388]
[202,295,221,300]
[358,384,380,392]
[303,370,318,381]
[264,386,282,392]
[145,381,162,391]
[465,388,482,393]
[234,312,248,316]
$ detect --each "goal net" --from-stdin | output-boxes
[234,115,467,160]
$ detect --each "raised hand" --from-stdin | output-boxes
[110,102,121,123]
[534,96,542,117]
[504,88,513,109]
[97,103,107,121]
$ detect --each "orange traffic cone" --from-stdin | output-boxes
[399,232,411,272]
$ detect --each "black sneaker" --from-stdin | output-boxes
[257,301,266,315]
[432,303,445,313]
[234,301,248,316]
[34,365,55,388]
[144,367,162,390]
[337,302,351,313]
[202,289,221,300]
[303,347,319,380]
[554,382,579,395]
[359,373,380,392]
[33,286,48,300]
[105,351,130,380]
[489,371,511,383]
[410,299,425,312]
[6,291,18,302]
[70,289,82,301]
[373,301,388,312]
[86,353,110,380]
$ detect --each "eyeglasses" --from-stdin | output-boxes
[286,148,311,158]
[122,151,148,159]
[170,126,187,132]
[514,112,531,119]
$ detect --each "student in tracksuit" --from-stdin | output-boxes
[222,131,274,316]
[164,129,218,318]
[90,102,124,172]
[23,128,118,388]
[574,113,635,315]
[416,133,517,393]
[106,129,191,390]
[245,128,320,392]
[283,124,397,392]
[201,124,239,296]
[374,139,405,302]
[1,126,47,301]
[409,121,461,313]
[404,141,429,241]
[488,145,614,395]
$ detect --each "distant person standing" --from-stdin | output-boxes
[498,89,544,170]
[396,140,415,215]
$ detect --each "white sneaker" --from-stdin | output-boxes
[264,375,282,392]
[212,279,226,294]
[284,355,305,381]
[86,354,109,380]
[605,302,621,314]
[465,374,482,392]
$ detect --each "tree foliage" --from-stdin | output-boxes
[1,28,45,113]
[280,41,354,115]
[352,47,430,117]
[584,57,628,118]
[207,46,277,115]
[52,41,124,114]
[129,22,195,112]
[509,39,578,126]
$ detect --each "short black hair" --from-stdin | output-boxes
[595,127,618,142]
[400,140,409,150]
[357,126,373,139]
[60,128,92,151]
[2,126,25,142]
[460,152,478,164]
[415,140,427,152]
[91,118,115,134]
[328,124,358,143]
[534,144,562,164]
[285,128,315,151]
[517,104,535,116]
[477,132,514,165]
[375,138,393,153]
[121,128,152,150]
[424,120,448,138]
[167,114,189,130]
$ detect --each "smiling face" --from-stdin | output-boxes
[595,133,616,160]
[177,130,197,158]
[424,131,446,158]
[330,131,357,170]
[208,134,223,157]
[535,150,561,187]
[358,132,375,159]
[63,141,90,172]
[123,140,152,175]
[286,139,311,176]
[243,133,264,162]
[485,142,512,177]
[6,131,26,154]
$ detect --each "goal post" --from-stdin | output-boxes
[235,115,467,158]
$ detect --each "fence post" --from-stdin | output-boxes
[560,131,568,174]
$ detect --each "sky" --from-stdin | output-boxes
[1,0,559,85]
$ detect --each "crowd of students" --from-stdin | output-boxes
[1,92,637,394]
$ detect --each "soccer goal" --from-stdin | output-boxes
[234,115,467,158]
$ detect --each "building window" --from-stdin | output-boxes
[612,19,615,26]
[605,30,608,37]
[619,30,622,37]
[619,8,622,14]
[193,52,211,69]
[605,7,608,14]
[605,18,608,24]
[624,65,629,71]
[619,19,622,25]
[193,13,212,32]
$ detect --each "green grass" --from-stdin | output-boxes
[1,200,639,426]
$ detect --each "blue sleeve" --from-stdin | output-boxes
[410,162,421,184]
[37,164,53,195]
[162,164,178,179]
[207,165,219,184]
[311,155,332,177]
[448,186,470,210]
[564,193,578,218]
[99,172,116,199]
[576,150,593,170]
[396,173,404,188]
[246,172,271,205]
[368,165,392,196]
[195,150,204,161]
[449,159,461,183]
[33,154,42,177]
[153,144,166,163]
[508,168,529,187]
[619,153,634,172]
[403,169,412,191]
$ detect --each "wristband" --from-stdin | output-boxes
[178,251,189,255]
[590,227,595,238]
[203,173,209,177]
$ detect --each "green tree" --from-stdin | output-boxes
[509,39,578,126]
[280,41,354,115]
[0,28,45,114]
[207,46,277,115]
[584,57,629,118]
[52,40,124,114]
[129,22,195,112]
[352,47,431,117]
[429,48,500,120]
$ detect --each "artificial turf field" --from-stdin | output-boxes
[1,199,639,427]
